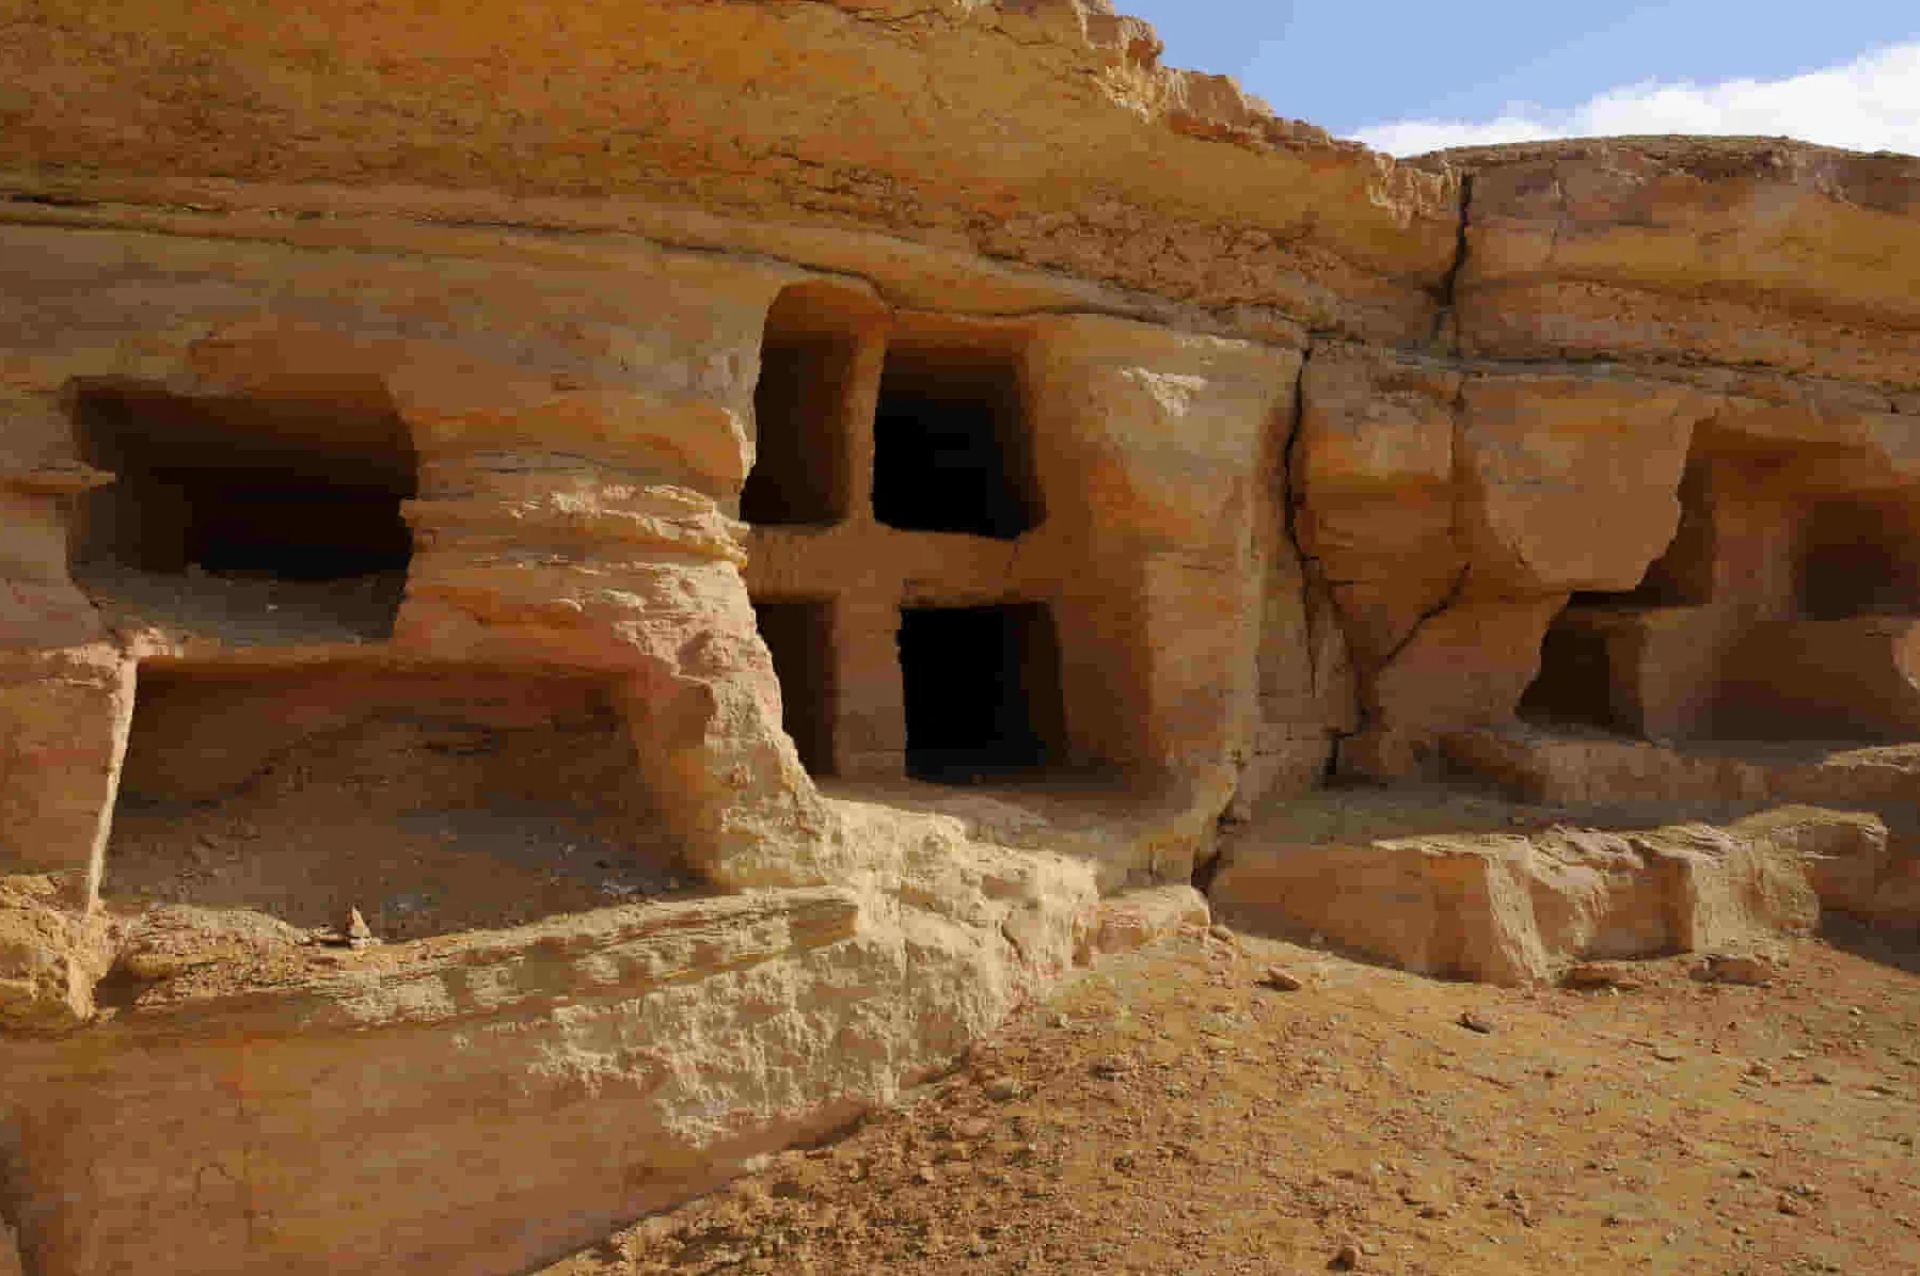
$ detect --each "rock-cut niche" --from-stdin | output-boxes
[103,666,689,939]
[872,337,1041,540]
[751,599,836,777]
[898,603,1066,783]
[68,378,416,642]
[740,285,862,527]
[1519,460,1716,734]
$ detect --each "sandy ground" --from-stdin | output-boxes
[540,922,1920,1276]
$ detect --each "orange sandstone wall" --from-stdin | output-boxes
[2,4,1920,1274]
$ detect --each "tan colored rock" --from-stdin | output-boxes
[1702,951,1779,986]
[1865,847,1920,926]
[1086,885,1210,958]
[1296,345,1464,672]
[1447,138,1920,385]
[1301,364,1718,770]
[1715,618,1920,742]
[1257,964,1306,992]
[0,647,133,898]
[1355,595,1566,770]
[1561,961,1643,991]
[1457,373,1703,595]
[1211,810,1819,986]
[1734,807,1891,919]
[1444,728,1920,810]
[2,3,1920,1269]
[1,814,1098,1274]
[1023,316,1302,796]
[0,876,113,1032]
[0,1217,21,1276]
[0,0,1458,345]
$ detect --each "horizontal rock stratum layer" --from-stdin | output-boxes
[1211,805,1847,986]
[4,2,1920,1274]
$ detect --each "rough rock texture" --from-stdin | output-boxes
[1445,732,1920,927]
[1211,807,1831,985]
[0,876,113,1031]
[1440,138,1920,383]
[2,1,1920,1272]
[0,0,1459,344]
[1448,728,1920,809]
[1082,884,1211,957]
[4,824,1096,1276]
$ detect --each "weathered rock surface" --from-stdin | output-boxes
[1441,138,1920,385]
[0,876,112,1032]
[1083,884,1211,957]
[1447,728,1920,810]
[0,0,1459,345]
[1211,807,1832,985]
[2,808,1097,1276]
[0,2,1919,1273]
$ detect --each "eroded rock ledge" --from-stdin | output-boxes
[3,2,1920,1273]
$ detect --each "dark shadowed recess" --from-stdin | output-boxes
[897,603,1065,784]
[741,285,861,527]
[752,599,836,776]
[872,346,1040,540]
[70,378,417,582]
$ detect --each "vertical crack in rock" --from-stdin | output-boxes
[1370,376,1473,697]
[1430,173,1475,353]
[1272,339,1363,789]
[1280,342,1318,686]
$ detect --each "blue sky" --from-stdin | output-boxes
[1115,1,1920,155]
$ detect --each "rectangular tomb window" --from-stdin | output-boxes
[740,284,864,527]
[752,599,836,776]
[871,340,1040,540]
[69,379,416,641]
[1518,608,1626,734]
[897,603,1065,783]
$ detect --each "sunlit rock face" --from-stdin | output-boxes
[2,3,1920,1272]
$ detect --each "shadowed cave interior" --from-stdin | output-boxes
[898,603,1066,784]
[871,345,1041,540]
[69,379,417,641]
[753,599,837,776]
[740,286,860,527]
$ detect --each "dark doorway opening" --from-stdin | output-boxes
[1518,611,1624,733]
[741,286,860,527]
[69,379,416,639]
[898,603,1065,783]
[1797,499,1920,620]
[753,600,835,776]
[872,345,1039,540]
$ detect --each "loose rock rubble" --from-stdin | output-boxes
[1704,952,1780,986]
[539,926,1920,1275]
[1258,965,1308,992]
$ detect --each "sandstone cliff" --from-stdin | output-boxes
[2,2,1919,1272]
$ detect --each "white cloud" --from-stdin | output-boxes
[1352,41,1920,157]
